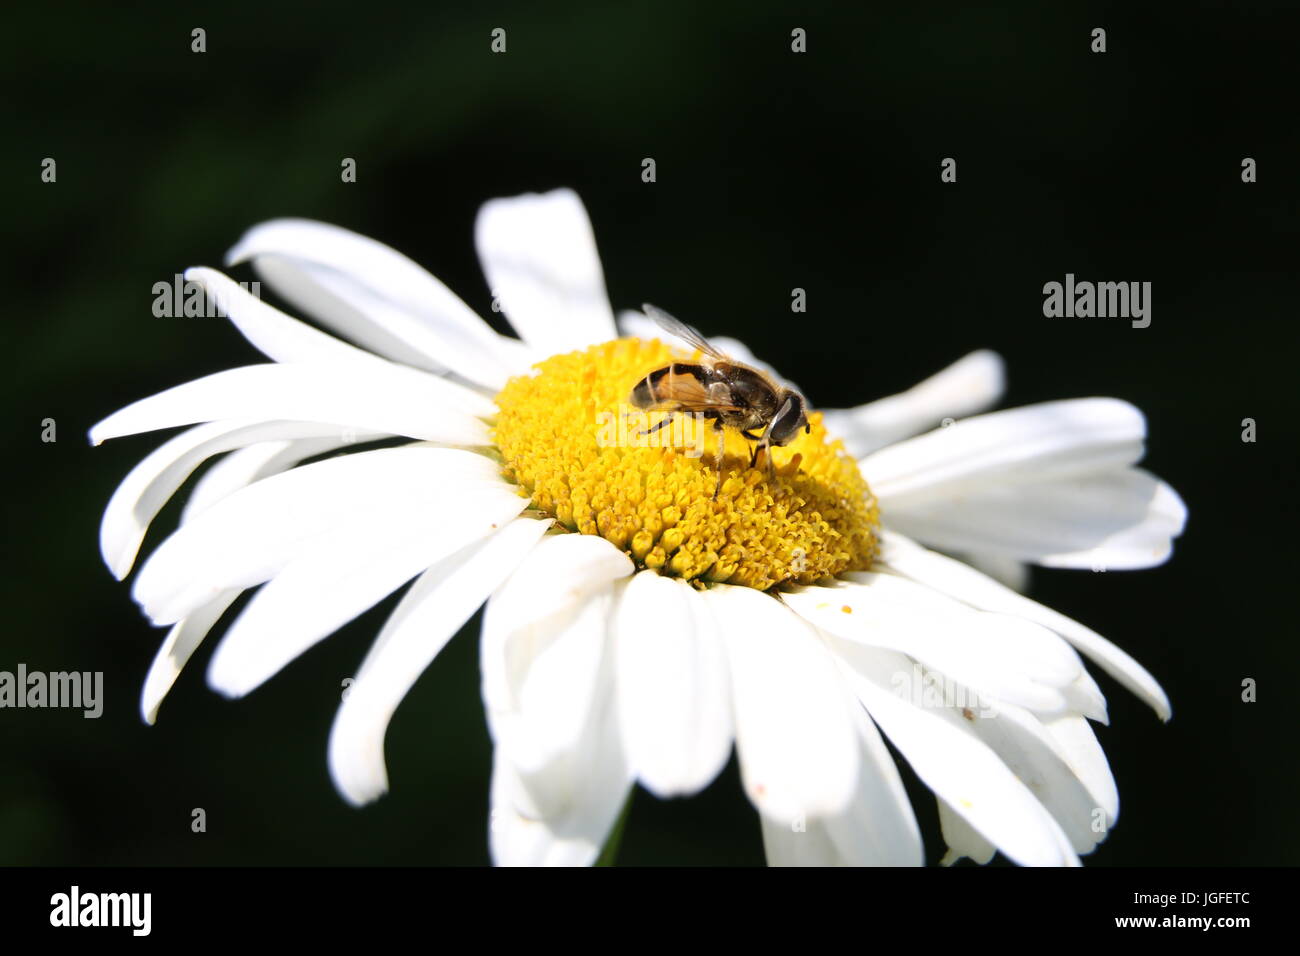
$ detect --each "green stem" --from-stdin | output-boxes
[595,793,633,867]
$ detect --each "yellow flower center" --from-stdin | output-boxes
[493,338,878,590]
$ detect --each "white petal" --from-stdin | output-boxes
[488,730,632,867]
[183,267,386,368]
[765,700,924,866]
[500,592,616,820]
[877,532,1171,720]
[760,814,842,866]
[708,336,775,371]
[484,565,633,866]
[475,189,617,354]
[958,699,1111,855]
[616,309,662,342]
[328,516,552,806]
[89,363,493,447]
[705,585,859,825]
[1042,712,1119,826]
[832,643,1080,866]
[821,350,1006,457]
[862,398,1146,501]
[481,533,634,717]
[481,534,634,823]
[953,551,1030,593]
[100,419,369,580]
[133,446,508,625]
[226,219,524,387]
[140,588,240,725]
[181,435,364,522]
[139,436,375,718]
[822,704,925,866]
[613,571,732,798]
[206,466,526,697]
[783,575,1084,716]
[1062,669,1109,725]
[1039,474,1186,569]
[937,798,996,865]
[883,468,1188,570]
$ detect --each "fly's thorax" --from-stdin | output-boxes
[716,364,780,416]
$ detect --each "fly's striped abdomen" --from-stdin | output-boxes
[631,362,710,409]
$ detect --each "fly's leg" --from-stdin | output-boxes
[750,422,775,480]
[713,417,725,499]
[637,415,675,439]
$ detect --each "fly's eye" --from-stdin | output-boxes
[805,422,811,434]
[769,399,805,446]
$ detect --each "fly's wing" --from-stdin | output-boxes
[642,303,728,360]
[708,334,808,402]
[641,303,812,411]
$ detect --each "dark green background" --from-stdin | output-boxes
[4,1,1296,865]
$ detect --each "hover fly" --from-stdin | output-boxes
[630,304,810,497]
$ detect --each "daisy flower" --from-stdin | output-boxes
[92,189,1186,867]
